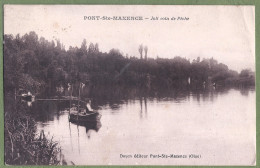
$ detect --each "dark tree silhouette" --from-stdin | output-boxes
[138,44,143,59]
[144,46,148,60]
[81,39,87,51]
[94,43,99,53]
[3,31,255,95]
[88,43,95,53]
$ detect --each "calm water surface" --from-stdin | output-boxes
[33,88,255,165]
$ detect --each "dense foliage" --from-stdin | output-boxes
[4,32,255,95]
[4,32,255,96]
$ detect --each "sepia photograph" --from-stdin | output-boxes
[3,5,255,166]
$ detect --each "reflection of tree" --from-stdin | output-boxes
[144,96,147,118]
[29,85,238,122]
[85,85,226,112]
[139,95,148,119]
[240,88,251,96]
[139,97,143,119]
[31,100,68,122]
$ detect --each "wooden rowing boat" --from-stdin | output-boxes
[69,109,101,123]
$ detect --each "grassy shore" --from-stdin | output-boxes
[4,96,63,165]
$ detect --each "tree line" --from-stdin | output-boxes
[4,31,255,95]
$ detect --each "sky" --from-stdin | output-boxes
[4,5,255,72]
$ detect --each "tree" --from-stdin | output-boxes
[88,43,95,53]
[22,31,38,50]
[80,39,87,51]
[240,69,252,78]
[138,44,143,59]
[56,40,61,50]
[196,57,200,63]
[94,43,99,53]
[144,46,148,60]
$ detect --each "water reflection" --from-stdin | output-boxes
[30,100,69,122]
[139,97,148,119]
[31,86,255,123]
[85,121,102,138]
[240,88,251,96]
[69,120,102,138]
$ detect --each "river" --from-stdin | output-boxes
[32,87,255,165]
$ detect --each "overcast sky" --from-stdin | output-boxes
[4,5,255,72]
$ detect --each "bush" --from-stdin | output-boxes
[5,111,61,165]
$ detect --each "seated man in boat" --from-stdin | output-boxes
[85,100,94,114]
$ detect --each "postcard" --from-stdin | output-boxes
[3,5,255,166]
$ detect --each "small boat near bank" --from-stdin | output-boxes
[68,82,101,124]
[19,91,35,102]
[69,110,101,123]
[68,105,101,124]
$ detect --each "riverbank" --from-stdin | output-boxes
[4,96,63,165]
